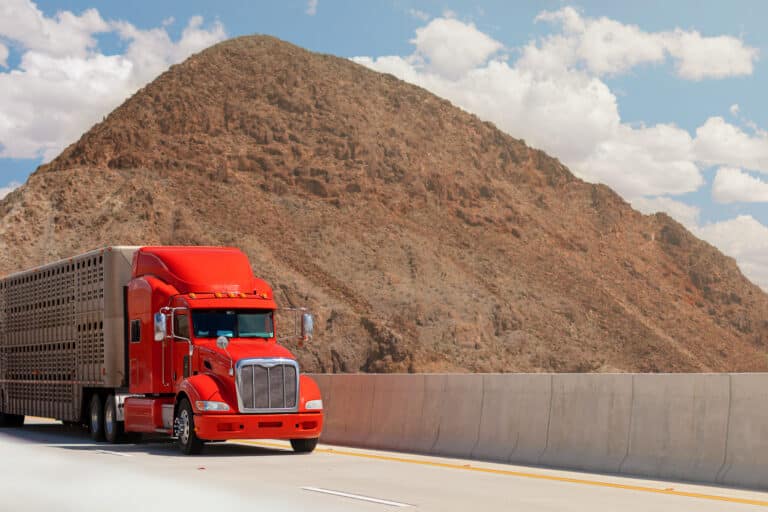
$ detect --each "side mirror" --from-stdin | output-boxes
[153,312,167,342]
[301,313,314,341]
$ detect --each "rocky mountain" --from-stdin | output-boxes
[2,35,767,373]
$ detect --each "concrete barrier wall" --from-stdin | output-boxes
[620,374,730,483]
[309,372,768,490]
[472,374,551,465]
[718,374,768,489]
[539,374,633,473]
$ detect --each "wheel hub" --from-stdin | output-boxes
[179,410,190,445]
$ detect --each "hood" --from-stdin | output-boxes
[197,338,296,368]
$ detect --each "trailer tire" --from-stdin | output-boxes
[176,399,204,455]
[0,394,23,428]
[290,438,318,453]
[104,395,125,444]
[89,394,105,441]
[0,413,24,428]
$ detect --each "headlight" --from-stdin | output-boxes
[195,400,230,412]
[305,399,323,410]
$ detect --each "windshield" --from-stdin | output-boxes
[192,309,274,339]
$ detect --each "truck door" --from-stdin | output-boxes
[127,281,172,394]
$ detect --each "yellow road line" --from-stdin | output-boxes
[232,440,768,508]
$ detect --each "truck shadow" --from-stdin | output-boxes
[0,420,297,458]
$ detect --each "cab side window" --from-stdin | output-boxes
[174,314,190,339]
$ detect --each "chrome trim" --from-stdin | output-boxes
[161,404,174,429]
[235,358,300,414]
[115,393,140,422]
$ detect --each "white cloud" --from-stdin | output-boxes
[712,167,768,203]
[0,0,109,58]
[696,216,768,290]
[665,29,758,80]
[0,43,8,67]
[112,15,226,89]
[534,8,666,76]
[0,2,226,160]
[305,0,318,16]
[409,18,503,78]
[730,103,740,116]
[0,181,21,199]
[579,123,700,197]
[534,7,758,80]
[693,116,768,174]
[632,196,700,230]
[0,51,134,160]
[408,9,430,22]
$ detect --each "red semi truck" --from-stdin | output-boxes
[0,246,323,454]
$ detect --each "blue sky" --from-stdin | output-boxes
[2,1,768,287]
[24,0,767,135]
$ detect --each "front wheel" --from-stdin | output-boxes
[175,399,204,455]
[290,438,318,453]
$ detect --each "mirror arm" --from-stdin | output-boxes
[167,306,193,357]
[276,307,314,344]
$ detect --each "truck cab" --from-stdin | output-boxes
[122,246,323,454]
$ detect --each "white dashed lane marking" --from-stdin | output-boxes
[95,450,132,457]
[302,487,412,508]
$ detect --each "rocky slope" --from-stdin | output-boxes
[2,35,767,373]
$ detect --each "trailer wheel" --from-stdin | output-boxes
[0,413,24,428]
[290,438,318,453]
[0,394,23,428]
[176,399,204,455]
[89,394,105,441]
[104,395,125,444]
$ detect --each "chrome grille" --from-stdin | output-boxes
[236,358,298,413]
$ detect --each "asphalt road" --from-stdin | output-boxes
[1,418,768,511]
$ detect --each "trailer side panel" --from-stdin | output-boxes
[0,247,138,421]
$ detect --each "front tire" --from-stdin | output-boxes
[89,394,105,441]
[176,399,204,455]
[290,438,318,453]
[104,395,125,444]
